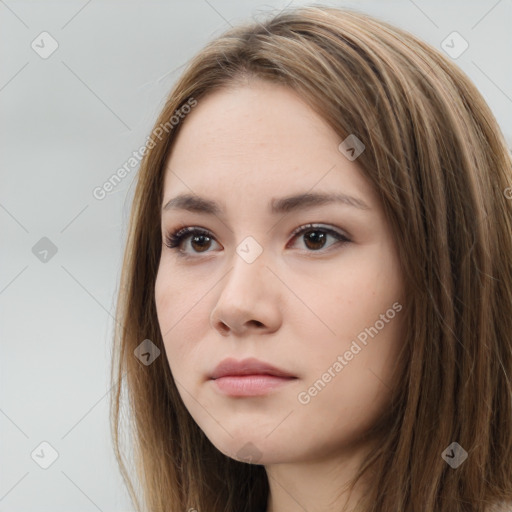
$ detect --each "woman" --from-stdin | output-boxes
[110,5,512,512]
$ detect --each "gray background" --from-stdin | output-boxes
[1,1,511,511]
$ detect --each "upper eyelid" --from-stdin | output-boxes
[290,223,348,236]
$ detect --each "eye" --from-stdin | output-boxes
[163,223,351,259]
[288,223,351,252]
[164,226,220,257]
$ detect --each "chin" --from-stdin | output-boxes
[208,433,293,465]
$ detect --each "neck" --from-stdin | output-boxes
[264,441,374,512]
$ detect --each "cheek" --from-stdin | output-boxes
[298,316,403,441]
[318,257,401,337]
[296,246,403,387]
[154,274,174,339]
[154,269,207,374]
[155,267,198,331]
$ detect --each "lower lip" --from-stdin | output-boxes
[211,375,297,396]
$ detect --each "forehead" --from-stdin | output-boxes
[167,82,335,163]
[163,82,373,203]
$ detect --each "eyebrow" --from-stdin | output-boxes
[162,191,370,216]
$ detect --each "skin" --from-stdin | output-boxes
[154,78,405,512]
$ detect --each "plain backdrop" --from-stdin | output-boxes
[1,1,511,511]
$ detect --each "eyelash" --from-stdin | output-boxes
[163,223,351,259]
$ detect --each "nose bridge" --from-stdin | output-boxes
[210,235,276,328]
[223,234,269,297]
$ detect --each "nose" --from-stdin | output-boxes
[209,247,283,337]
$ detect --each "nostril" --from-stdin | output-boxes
[218,323,230,335]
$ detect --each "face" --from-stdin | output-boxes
[154,79,404,465]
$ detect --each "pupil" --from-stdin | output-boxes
[192,235,210,252]
[306,231,325,250]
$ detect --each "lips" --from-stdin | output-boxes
[210,357,296,380]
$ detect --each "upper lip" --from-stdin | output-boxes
[210,357,297,379]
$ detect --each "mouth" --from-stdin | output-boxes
[209,357,298,397]
[210,374,298,397]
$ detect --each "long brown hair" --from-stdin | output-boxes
[109,5,512,511]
